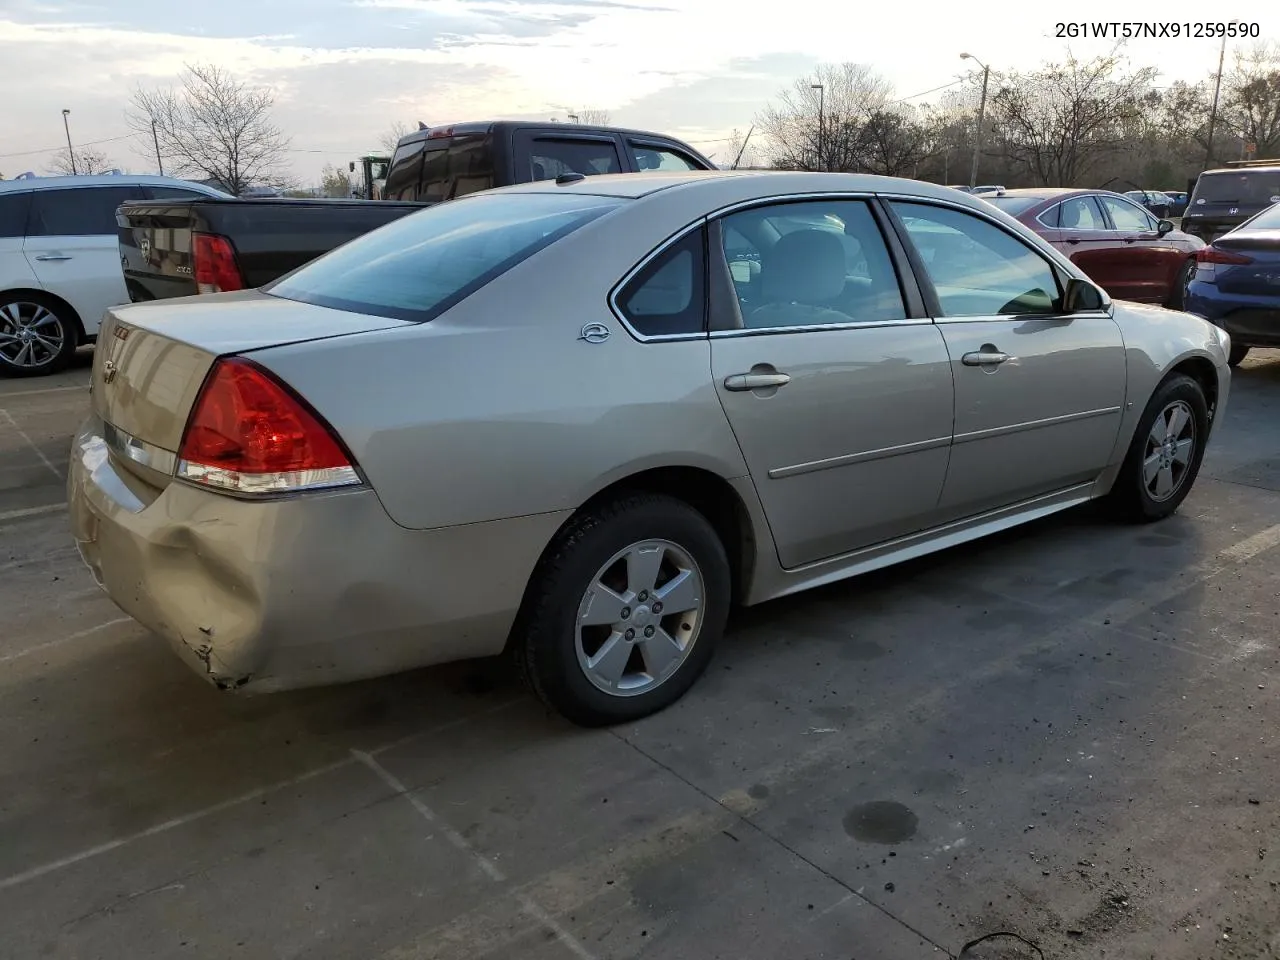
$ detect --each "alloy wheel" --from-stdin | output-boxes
[0,301,65,369]
[575,539,705,697]
[1142,400,1196,502]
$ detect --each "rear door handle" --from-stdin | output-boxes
[961,350,1011,367]
[723,372,791,391]
[33,254,73,261]
[1065,237,1081,245]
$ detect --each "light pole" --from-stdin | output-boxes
[960,53,989,188]
[811,83,825,171]
[1205,23,1245,169]
[61,109,77,176]
[151,119,164,176]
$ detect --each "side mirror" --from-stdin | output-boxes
[1063,277,1105,313]
[1157,218,1174,236]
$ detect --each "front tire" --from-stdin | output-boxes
[513,493,731,727]
[0,294,78,377]
[1228,344,1250,367]
[1167,259,1194,310]
[1108,374,1208,523]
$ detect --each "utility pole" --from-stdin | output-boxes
[811,83,825,171]
[1205,33,1230,169]
[151,120,164,176]
[960,53,989,188]
[61,109,77,175]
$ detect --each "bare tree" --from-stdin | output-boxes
[320,163,354,198]
[987,53,1157,186]
[128,63,292,196]
[859,106,937,177]
[757,63,894,171]
[47,148,114,176]
[1223,42,1280,158]
[379,121,411,154]
[567,108,611,125]
[724,127,758,169]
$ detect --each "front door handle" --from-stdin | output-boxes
[33,254,73,261]
[723,372,791,391]
[961,350,1011,367]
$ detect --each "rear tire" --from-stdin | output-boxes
[1228,344,1250,368]
[1107,374,1208,524]
[512,493,731,727]
[0,293,78,378]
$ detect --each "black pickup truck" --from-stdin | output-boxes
[119,120,716,302]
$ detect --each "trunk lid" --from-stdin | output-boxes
[118,199,202,302]
[92,291,406,487]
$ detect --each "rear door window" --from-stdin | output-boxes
[628,142,701,171]
[267,193,622,322]
[0,192,32,238]
[27,186,145,236]
[525,137,623,181]
[1057,196,1108,230]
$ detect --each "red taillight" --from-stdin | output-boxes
[1195,246,1254,265]
[192,232,245,294]
[176,358,360,495]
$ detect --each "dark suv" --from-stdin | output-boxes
[1182,163,1280,243]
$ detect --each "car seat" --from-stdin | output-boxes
[747,230,853,328]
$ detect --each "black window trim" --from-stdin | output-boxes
[879,193,1104,322]
[626,137,704,172]
[704,193,926,339]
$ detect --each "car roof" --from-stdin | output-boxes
[0,174,229,195]
[487,169,977,204]
[988,187,1081,199]
[1200,165,1280,176]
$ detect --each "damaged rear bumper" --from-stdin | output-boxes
[66,414,570,692]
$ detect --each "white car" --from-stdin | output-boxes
[0,174,231,377]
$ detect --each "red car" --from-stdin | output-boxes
[982,189,1204,307]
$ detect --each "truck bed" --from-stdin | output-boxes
[118,197,424,303]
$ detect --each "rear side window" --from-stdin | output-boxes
[0,192,32,238]
[27,186,144,236]
[1058,196,1107,230]
[267,193,622,322]
[615,229,706,337]
[385,140,425,201]
[629,143,700,171]
[528,139,623,180]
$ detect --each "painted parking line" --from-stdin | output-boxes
[0,699,526,893]
[0,383,90,400]
[0,618,133,665]
[0,503,66,524]
[0,409,64,481]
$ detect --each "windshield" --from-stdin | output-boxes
[983,195,1043,216]
[1192,170,1280,207]
[267,192,622,322]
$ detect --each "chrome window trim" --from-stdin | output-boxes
[709,318,933,338]
[102,421,177,476]
[606,217,710,343]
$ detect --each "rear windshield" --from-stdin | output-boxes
[1244,201,1280,230]
[983,195,1043,216]
[266,192,622,322]
[1192,170,1280,207]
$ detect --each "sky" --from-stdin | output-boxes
[0,0,1269,183]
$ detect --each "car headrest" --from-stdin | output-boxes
[761,229,847,304]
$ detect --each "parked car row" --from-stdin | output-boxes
[1,121,715,377]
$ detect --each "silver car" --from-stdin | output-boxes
[67,171,1232,726]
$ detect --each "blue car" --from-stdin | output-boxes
[1185,201,1280,367]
